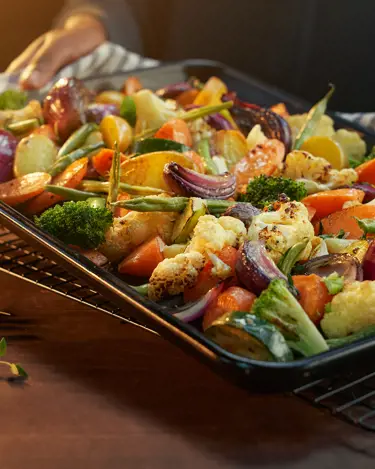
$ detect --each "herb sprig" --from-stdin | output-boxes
[0,338,28,380]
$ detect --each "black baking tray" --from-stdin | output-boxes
[2,59,375,392]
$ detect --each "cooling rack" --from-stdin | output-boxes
[1,226,375,432]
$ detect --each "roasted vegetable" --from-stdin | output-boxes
[172,197,206,243]
[95,90,125,108]
[297,253,363,282]
[235,240,287,295]
[112,196,234,214]
[294,85,335,150]
[0,89,28,110]
[164,162,236,199]
[121,151,196,191]
[206,311,293,362]
[85,103,119,124]
[120,96,136,127]
[197,138,219,175]
[14,134,57,177]
[35,201,113,249]
[0,172,51,206]
[7,118,39,136]
[323,272,344,295]
[100,115,133,152]
[0,130,18,183]
[222,203,261,228]
[133,138,190,155]
[214,130,248,168]
[363,241,375,281]
[231,103,292,153]
[277,240,309,276]
[237,175,307,209]
[327,325,375,349]
[57,123,98,158]
[43,77,91,142]
[49,142,104,177]
[252,279,329,356]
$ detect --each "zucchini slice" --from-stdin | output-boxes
[206,311,293,362]
[133,137,191,155]
[172,197,206,243]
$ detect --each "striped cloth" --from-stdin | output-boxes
[0,41,374,134]
[0,42,159,94]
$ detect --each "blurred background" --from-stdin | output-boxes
[1,0,374,111]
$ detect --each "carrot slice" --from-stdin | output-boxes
[176,89,200,106]
[317,204,375,239]
[118,236,165,277]
[114,192,131,218]
[203,286,256,331]
[233,139,285,188]
[302,188,365,219]
[292,274,332,325]
[356,159,375,184]
[0,172,51,206]
[154,119,193,147]
[92,149,128,177]
[25,157,88,214]
[184,247,238,302]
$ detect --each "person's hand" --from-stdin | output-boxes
[6,14,106,90]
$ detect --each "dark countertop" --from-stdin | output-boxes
[0,271,374,469]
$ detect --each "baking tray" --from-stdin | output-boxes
[2,59,375,392]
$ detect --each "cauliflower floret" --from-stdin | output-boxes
[321,281,375,338]
[286,113,335,143]
[148,252,205,301]
[283,150,358,194]
[100,211,177,262]
[248,201,314,263]
[186,215,246,256]
[333,129,366,161]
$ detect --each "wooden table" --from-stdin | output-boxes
[0,272,374,469]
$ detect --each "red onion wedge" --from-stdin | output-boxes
[231,102,292,154]
[173,283,224,323]
[363,241,375,280]
[156,82,193,100]
[0,130,18,183]
[223,203,261,228]
[300,253,363,282]
[236,241,287,295]
[163,162,236,199]
[85,103,119,124]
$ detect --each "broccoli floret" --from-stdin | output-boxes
[237,175,307,209]
[0,89,28,110]
[251,278,328,357]
[35,201,113,249]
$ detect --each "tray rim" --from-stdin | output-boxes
[2,59,375,389]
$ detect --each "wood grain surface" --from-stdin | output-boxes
[0,271,374,469]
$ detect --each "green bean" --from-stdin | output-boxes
[49,142,105,177]
[112,196,234,214]
[134,101,234,141]
[130,284,149,297]
[45,185,102,201]
[80,179,166,196]
[57,123,98,158]
[198,138,219,175]
[294,85,335,150]
[107,145,121,213]
[7,118,39,136]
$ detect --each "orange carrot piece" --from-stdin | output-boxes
[118,236,165,277]
[176,89,200,106]
[302,188,365,219]
[317,204,375,239]
[184,247,238,303]
[292,274,332,325]
[92,149,128,178]
[0,172,51,206]
[203,286,256,331]
[25,157,88,214]
[122,76,142,96]
[114,192,131,218]
[154,119,193,147]
[356,159,375,184]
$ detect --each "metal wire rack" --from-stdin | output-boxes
[1,227,375,432]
